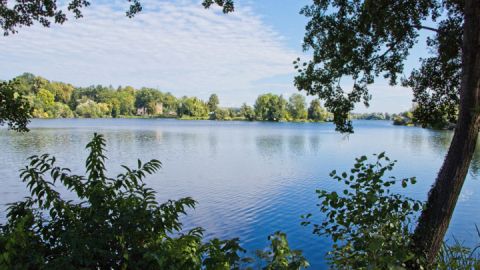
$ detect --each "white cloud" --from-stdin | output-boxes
[0,0,300,106]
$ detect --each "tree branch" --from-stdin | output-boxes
[415,25,439,33]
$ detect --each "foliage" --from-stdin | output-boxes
[210,108,230,120]
[135,88,162,115]
[0,0,239,36]
[240,103,255,121]
[307,99,329,122]
[287,94,307,120]
[292,1,461,133]
[302,153,424,269]
[402,2,462,129]
[5,73,330,123]
[256,232,309,270]
[0,80,31,131]
[30,88,55,118]
[75,99,111,118]
[177,97,208,118]
[161,92,178,114]
[208,94,220,112]
[48,102,75,118]
[45,81,75,104]
[254,94,287,122]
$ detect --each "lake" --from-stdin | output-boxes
[1,119,479,268]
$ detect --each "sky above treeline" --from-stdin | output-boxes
[1,0,435,113]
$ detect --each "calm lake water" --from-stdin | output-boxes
[1,119,479,268]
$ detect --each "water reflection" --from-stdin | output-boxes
[309,135,321,154]
[256,135,285,157]
[288,135,306,156]
[208,132,218,156]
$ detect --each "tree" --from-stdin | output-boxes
[302,153,423,268]
[239,103,255,121]
[254,93,287,121]
[307,99,328,122]
[135,88,162,115]
[290,0,476,264]
[287,93,307,120]
[75,99,110,118]
[0,80,31,131]
[45,81,75,104]
[48,102,74,118]
[161,92,178,114]
[207,94,219,112]
[177,97,208,118]
[210,108,229,120]
[116,86,136,116]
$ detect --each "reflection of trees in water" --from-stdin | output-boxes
[309,135,321,153]
[256,135,285,157]
[5,129,80,152]
[400,131,426,152]
[170,132,199,149]
[288,135,306,156]
[208,132,218,156]
[470,140,480,176]
[425,129,480,176]
[427,130,453,153]
[404,129,480,177]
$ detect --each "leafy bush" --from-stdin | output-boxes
[256,232,309,269]
[302,153,424,269]
[75,99,111,118]
[0,133,307,270]
[210,108,230,121]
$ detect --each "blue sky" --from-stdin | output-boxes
[0,0,433,112]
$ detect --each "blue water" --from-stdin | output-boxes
[0,119,479,269]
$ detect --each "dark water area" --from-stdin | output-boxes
[1,119,479,268]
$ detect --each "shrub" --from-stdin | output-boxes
[256,232,309,270]
[75,99,110,118]
[302,153,424,269]
[210,108,230,121]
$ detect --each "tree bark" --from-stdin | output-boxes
[411,0,480,264]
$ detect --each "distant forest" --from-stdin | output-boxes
[5,73,398,122]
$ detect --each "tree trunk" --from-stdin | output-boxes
[411,0,480,264]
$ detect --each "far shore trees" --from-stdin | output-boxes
[254,93,287,121]
[4,73,334,123]
[308,99,329,122]
[287,93,308,121]
[207,94,219,113]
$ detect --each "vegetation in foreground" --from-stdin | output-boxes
[1,134,479,269]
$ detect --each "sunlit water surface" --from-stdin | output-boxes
[1,119,479,268]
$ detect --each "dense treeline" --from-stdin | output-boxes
[7,73,332,122]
